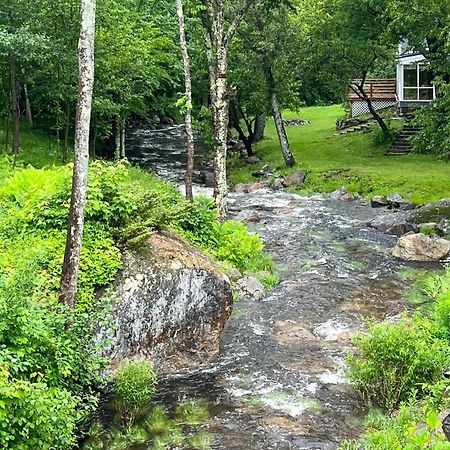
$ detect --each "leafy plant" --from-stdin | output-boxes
[346,317,450,410]
[114,361,157,426]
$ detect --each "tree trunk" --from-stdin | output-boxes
[264,62,295,167]
[213,34,229,219]
[23,83,33,127]
[120,119,126,158]
[60,0,96,308]
[176,0,195,201]
[230,101,254,156]
[4,115,10,151]
[366,97,390,136]
[10,54,20,166]
[63,101,71,163]
[350,82,390,137]
[114,117,120,160]
[252,113,265,143]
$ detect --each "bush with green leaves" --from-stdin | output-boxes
[0,267,107,449]
[412,81,450,158]
[346,317,450,411]
[340,403,450,450]
[114,361,157,426]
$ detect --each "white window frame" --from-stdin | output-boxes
[398,59,436,102]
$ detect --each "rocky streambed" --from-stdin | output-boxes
[91,126,448,449]
[154,189,445,450]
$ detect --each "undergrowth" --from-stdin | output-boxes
[342,267,450,449]
[0,157,275,448]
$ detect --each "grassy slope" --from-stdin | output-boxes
[0,122,66,168]
[229,105,450,204]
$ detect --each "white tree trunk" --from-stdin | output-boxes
[114,117,120,160]
[176,0,195,201]
[60,0,96,308]
[23,83,33,127]
[213,43,229,219]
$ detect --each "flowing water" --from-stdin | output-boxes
[110,127,434,449]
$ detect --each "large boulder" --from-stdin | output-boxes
[390,233,450,261]
[96,231,233,375]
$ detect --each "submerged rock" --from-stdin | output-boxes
[97,231,233,375]
[390,233,450,261]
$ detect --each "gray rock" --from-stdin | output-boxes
[390,233,450,261]
[438,219,450,236]
[386,192,415,210]
[202,171,215,188]
[387,192,404,205]
[282,171,306,187]
[371,195,389,208]
[235,209,261,223]
[368,213,418,237]
[232,182,266,194]
[227,268,242,282]
[160,116,175,126]
[330,186,355,201]
[247,156,261,164]
[272,178,285,190]
[413,199,450,224]
[96,231,233,375]
[236,276,265,301]
[252,165,276,178]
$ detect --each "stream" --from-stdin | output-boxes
[116,127,430,449]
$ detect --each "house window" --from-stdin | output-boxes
[403,64,434,101]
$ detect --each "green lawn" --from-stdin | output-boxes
[229,105,450,204]
[0,122,67,168]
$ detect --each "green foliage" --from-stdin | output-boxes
[413,83,450,158]
[175,196,219,250]
[176,197,276,278]
[340,403,450,450]
[371,124,395,146]
[216,221,267,273]
[114,361,157,426]
[346,317,450,411]
[0,266,106,449]
[83,400,212,450]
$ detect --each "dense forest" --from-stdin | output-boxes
[1,0,450,449]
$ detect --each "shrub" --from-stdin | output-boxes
[0,267,105,449]
[114,361,157,426]
[346,317,450,411]
[215,220,273,273]
[412,81,450,158]
[175,196,219,250]
[340,403,450,450]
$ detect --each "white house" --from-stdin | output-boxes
[348,43,436,117]
[396,42,436,112]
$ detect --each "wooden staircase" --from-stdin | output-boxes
[386,124,422,156]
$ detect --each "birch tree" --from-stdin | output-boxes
[60,0,96,308]
[176,0,195,201]
[201,0,257,219]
